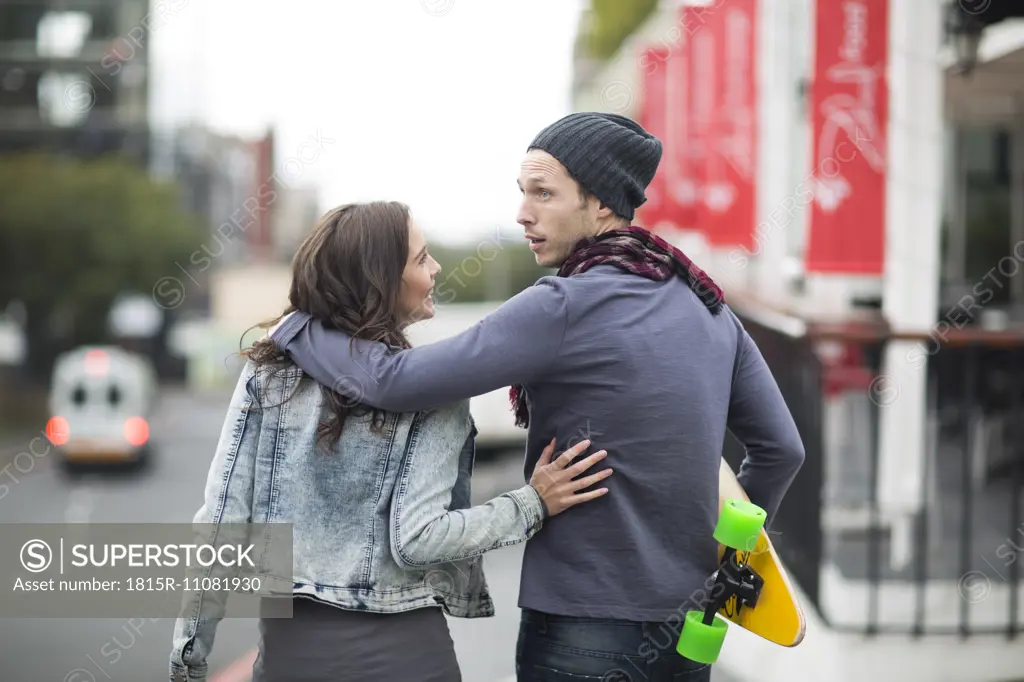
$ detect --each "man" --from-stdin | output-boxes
[270,112,805,681]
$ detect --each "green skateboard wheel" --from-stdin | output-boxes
[714,499,766,552]
[676,611,728,664]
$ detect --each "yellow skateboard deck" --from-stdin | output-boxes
[716,458,806,647]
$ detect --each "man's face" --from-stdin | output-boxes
[516,149,597,268]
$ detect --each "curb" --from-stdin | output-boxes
[211,648,258,682]
[212,650,517,682]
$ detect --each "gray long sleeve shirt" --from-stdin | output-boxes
[271,264,805,621]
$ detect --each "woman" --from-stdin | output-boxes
[168,201,612,682]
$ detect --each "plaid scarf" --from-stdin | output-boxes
[508,226,725,428]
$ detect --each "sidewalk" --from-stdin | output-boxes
[495,667,736,681]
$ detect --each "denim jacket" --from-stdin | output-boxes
[169,357,546,682]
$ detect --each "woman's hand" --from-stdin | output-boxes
[529,438,612,517]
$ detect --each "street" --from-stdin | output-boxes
[0,387,733,682]
[0,388,263,682]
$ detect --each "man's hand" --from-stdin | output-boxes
[529,438,612,517]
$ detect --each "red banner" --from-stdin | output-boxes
[688,5,716,241]
[694,0,758,251]
[636,47,671,230]
[662,9,698,230]
[805,0,888,273]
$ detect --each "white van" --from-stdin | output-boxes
[46,345,158,468]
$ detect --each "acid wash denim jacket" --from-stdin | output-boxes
[168,355,546,682]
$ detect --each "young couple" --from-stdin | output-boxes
[169,112,805,682]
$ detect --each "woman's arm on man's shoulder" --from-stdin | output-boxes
[270,278,570,412]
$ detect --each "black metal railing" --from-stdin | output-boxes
[728,302,1024,638]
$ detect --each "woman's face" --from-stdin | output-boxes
[399,219,441,326]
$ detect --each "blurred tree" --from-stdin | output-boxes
[0,153,204,378]
[427,235,553,305]
[583,0,659,60]
[507,239,556,295]
[428,232,557,303]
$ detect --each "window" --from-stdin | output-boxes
[962,126,1012,297]
[36,11,92,59]
[37,70,94,127]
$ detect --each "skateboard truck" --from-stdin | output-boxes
[676,498,768,665]
[702,546,764,625]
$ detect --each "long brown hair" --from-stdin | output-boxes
[242,201,413,447]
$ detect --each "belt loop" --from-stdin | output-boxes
[528,609,548,635]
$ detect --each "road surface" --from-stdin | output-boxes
[0,387,734,682]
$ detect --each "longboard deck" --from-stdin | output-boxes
[717,458,806,646]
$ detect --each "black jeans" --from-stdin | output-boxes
[515,608,712,682]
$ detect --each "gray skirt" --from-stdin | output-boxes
[252,596,462,682]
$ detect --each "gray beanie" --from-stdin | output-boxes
[527,112,663,221]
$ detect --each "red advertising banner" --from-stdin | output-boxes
[805,0,888,274]
[662,10,698,230]
[688,5,716,241]
[697,0,758,251]
[636,47,670,230]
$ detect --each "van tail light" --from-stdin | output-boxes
[45,416,70,446]
[124,417,149,447]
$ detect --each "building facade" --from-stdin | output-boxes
[0,0,160,162]
[150,124,278,314]
[153,124,323,388]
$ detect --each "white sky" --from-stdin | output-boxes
[151,0,585,245]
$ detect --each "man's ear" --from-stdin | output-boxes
[595,201,617,220]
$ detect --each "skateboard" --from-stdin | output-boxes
[675,459,807,663]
